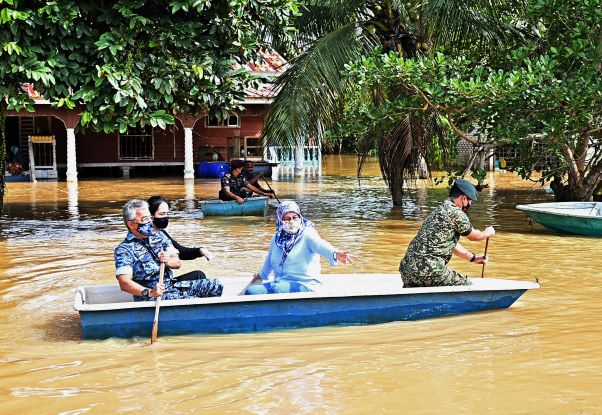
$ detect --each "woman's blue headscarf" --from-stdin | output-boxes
[275,201,314,265]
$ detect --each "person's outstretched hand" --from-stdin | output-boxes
[199,248,215,262]
[336,251,358,265]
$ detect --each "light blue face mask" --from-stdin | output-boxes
[137,221,154,236]
[282,219,302,234]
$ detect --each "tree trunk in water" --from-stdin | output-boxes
[390,181,403,205]
[550,176,598,201]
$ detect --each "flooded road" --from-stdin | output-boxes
[1,155,601,414]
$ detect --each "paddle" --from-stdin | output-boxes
[151,262,166,344]
[481,238,490,278]
[263,177,281,204]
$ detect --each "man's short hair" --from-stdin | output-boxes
[230,159,245,170]
[122,199,148,226]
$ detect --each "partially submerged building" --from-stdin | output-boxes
[4,51,289,181]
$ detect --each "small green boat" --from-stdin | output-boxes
[199,196,268,216]
[516,202,602,236]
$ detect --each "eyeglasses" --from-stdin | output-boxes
[282,215,300,222]
[130,217,152,225]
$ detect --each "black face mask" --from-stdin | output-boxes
[153,216,169,229]
[461,198,472,213]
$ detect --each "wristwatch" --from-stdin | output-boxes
[141,288,150,298]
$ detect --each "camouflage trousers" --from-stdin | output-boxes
[399,259,471,288]
[135,277,223,302]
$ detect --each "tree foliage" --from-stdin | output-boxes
[336,0,601,201]
[0,0,298,209]
[261,0,526,204]
[1,0,298,131]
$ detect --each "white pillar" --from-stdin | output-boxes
[184,178,196,210]
[184,127,194,179]
[316,121,323,166]
[418,156,429,179]
[67,181,79,219]
[66,128,78,182]
[294,144,304,176]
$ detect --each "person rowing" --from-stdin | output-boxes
[241,161,275,198]
[399,179,495,287]
[219,159,273,203]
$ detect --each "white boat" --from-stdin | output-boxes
[516,202,602,236]
[74,274,539,340]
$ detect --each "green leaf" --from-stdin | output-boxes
[135,95,147,109]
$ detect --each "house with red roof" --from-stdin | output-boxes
[4,51,288,181]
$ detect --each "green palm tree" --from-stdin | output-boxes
[262,0,525,204]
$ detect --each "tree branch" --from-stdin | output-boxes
[560,144,582,187]
[447,112,479,145]
[410,84,479,145]
[586,127,601,135]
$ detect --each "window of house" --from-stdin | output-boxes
[119,126,154,160]
[205,113,239,128]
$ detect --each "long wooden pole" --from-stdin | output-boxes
[151,263,166,344]
[481,238,490,278]
[263,177,281,204]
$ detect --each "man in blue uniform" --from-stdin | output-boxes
[219,159,272,203]
[114,199,222,301]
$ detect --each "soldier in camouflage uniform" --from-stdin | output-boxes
[399,179,496,287]
[219,159,272,202]
[114,199,223,301]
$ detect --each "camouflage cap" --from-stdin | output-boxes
[454,179,478,201]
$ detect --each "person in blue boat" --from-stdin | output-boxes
[241,160,275,197]
[245,201,357,295]
[219,159,273,203]
[399,179,496,288]
[148,195,215,262]
[147,195,218,282]
[114,199,223,302]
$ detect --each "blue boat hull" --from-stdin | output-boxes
[76,276,536,340]
[517,202,602,236]
[199,197,268,216]
[4,174,31,182]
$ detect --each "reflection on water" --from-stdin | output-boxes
[1,155,601,414]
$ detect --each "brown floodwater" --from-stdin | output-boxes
[0,155,601,414]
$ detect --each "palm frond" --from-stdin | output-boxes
[357,130,377,180]
[423,110,449,170]
[378,115,422,201]
[423,0,526,51]
[262,22,377,148]
[293,0,375,49]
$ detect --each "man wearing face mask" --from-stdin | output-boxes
[114,199,223,301]
[399,179,495,287]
